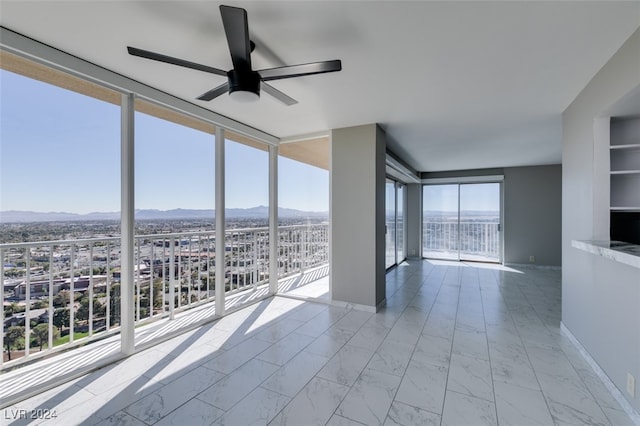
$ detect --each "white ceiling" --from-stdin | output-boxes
[1,1,639,172]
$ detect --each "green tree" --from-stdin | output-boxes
[31,323,59,351]
[109,283,121,326]
[33,300,49,309]
[93,298,106,319]
[152,281,164,310]
[4,326,25,361]
[77,297,105,322]
[4,302,24,316]
[53,308,70,330]
[4,269,21,278]
[76,296,90,322]
[53,290,71,308]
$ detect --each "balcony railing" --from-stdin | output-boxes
[422,221,500,261]
[1,223,328,368]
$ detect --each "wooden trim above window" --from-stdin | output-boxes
[135,99,215,135]
[1,49,121,104]
[279,137,329,170]
[225,130,269,152]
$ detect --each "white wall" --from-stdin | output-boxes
[406,183,422,259]
[562,27,640,413]
[421,166,562,266]
[330,124,386,310]
[504,165,562,266]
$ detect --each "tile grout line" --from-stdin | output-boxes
[439,265,463,423]
[376,263,442,424]
[477,264,500,424]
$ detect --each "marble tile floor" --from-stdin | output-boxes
[278,266,330,303]
[2,260,636,425]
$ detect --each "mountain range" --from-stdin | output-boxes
[0,206,328,223]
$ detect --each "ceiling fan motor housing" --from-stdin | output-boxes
[228,68,260,98]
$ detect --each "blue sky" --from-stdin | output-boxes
[1,69,329,214]
[423,183,500,212]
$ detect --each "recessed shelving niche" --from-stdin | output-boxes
[610,117,640,245]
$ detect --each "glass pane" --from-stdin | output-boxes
[134,101,215,322]
[385,180,396,268]
[225,138,269,293]
[1,65,120,362]
[422,185,459,260]
[397,184,405,262]
[278,152,329,281]
[460,183,500,262]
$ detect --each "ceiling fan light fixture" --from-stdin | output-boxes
[229,89,260,102]
[228,69,260,102]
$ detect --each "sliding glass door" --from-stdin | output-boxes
[386,179,407,269]
[397,185,405,262]
[459,183,501,261]
[385,180,397,269]
[422,185,459,260]
[423,183,501,262]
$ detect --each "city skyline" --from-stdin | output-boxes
[0,69,329,214]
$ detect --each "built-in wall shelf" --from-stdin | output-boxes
[610,143,640,150]
[611,170,640,175]
[610,141,640,173]
[611,207,640,211]
[610,117,640,245]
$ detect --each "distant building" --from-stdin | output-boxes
[13,275,109,298]
[13,279,65,299]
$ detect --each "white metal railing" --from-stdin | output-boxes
[278,224,329,277]
[422,221,500,260]
[1,223,328,368]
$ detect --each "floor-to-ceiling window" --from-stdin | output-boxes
[0,44,277,368]
[459,183,501,261]
[397,184,405,262]
[1,52,121,362]
[422,182,501,262]
[225,133,269,293]
[134,99,216,329]
[385,178,407,269]
[422,184,459,260]
[278,139,329,279]
[385,179,397,269]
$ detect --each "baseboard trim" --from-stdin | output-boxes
[561,322,640,425]
[329,298,385,313]
[504,262,562,271]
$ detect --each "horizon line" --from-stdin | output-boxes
[0,206,330,215]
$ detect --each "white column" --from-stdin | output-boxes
[120,93,135,355]
[215,127,226,315]
[269,145,279,294]
[330,124,386,311]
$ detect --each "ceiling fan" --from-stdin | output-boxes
[127,4,342,106]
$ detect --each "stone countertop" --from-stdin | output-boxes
[572,240,640,269]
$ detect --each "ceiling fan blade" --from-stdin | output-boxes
[220,5,252,70]
[258,60,342,82]
[127,46,227,77]
[261,82,298,106]
[197,82,229,101]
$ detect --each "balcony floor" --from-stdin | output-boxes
[278,265,329,302]
[2,260,636,425]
